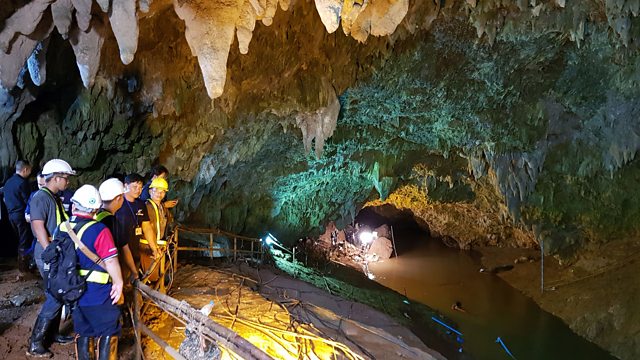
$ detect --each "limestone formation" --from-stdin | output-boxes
[27,39,50,86]
[70,18,106,88]
[51,0,74,39]
[315,0,342,33]
[109,0,139,64]
[295,92,340,158]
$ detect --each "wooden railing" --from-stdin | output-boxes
[173,225,264,270]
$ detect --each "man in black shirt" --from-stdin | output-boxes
[4,160,33,272]
[98,178,138,283]
[115,174,157,271]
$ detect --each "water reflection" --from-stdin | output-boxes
[368,234,617,360]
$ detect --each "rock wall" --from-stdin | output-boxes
[1,0,640,257]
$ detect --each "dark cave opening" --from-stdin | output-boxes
[354,204,448,256]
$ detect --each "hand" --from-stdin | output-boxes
[152,248,161,259]
[110,281,123,305]
[164,199,179,208]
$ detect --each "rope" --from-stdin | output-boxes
[544,248,640,289]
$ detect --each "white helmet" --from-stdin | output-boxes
[99,178,125,201]
[42,159,76,176]
[71,185,102,210]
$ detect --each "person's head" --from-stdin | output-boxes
[149,177,168,203]
[36,172,45,189]
[99,178,125,213]
[150,165,168,180]
[42,159,76,192]
[15,160,32,178]
[71,185,102,216]
[124,173,144,200]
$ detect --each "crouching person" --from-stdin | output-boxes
[66,185,124,360]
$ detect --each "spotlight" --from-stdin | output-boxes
[263,233,278,246]
[359,231,378,245]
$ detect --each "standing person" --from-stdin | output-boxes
[25,172,46,223]
[97,178,138,283]
[24,172,46,268]
[27,159,76,357]
[143,178,170,283]
[4,160,33,272]
[140,165,178,208]
[115,174,158,277]
[60,185,123,360]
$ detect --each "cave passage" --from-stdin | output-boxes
[357,208,616,360]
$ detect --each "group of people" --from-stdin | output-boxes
[2,159,177,359]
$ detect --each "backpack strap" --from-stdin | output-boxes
[62,220,104,268]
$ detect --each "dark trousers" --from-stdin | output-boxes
[9,212,33,256]
[37,290,64,332]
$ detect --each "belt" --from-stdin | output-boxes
[140,239,166,246]
[79,270,111,284]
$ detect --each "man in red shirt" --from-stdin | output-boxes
[64,185,123,360]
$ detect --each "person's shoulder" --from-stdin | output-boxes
[4,174,18,186]
[31,189,52,203]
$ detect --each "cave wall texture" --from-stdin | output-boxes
[2,0,640,259]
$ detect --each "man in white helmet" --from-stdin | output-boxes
[27,159,76,357]
[97,178,138,283]
[64,185,123,360]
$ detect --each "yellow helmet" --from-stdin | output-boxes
[150,177,169,191]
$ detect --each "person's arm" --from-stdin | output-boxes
[121,244,138,281]
[141,220,160,258]
[95,228,123,304]
[19,181,31,209]
[164,199,178,208]
[103,257,123,304]
[31,220,50,247]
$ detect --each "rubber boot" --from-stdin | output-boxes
[51,315,74,344]
[96,336,118,360]
[26,316,53,358]
[75,336,95,360]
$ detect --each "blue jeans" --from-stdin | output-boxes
[34,242,46,280]
[37,291,63,322]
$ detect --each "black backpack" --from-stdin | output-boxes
[41,220,99,305]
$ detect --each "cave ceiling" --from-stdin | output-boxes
[2,0,640,255]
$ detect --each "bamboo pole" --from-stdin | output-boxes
[135,282,271,360]
[390,226,398,258]
[210,233,214,259]
[174,230,179,273]
[140,323,188,360]
[233,238,237,262]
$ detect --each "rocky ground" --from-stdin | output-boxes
[0,260,75,360]
[477,239,640,360]
[0,257,448,360]
[3,237,637,360]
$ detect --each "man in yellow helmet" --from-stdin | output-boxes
[140,177,169,283]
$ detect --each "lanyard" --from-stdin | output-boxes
[124,199,140,226]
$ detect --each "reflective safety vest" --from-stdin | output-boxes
[59,219,111,284]
[94,209,111,222]
[141,200,166,246]
[41,187,69,228]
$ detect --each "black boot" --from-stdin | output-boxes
[26,316,53,358]
[97,336,118,360]
[50,312,74,344]
[75,336,95,360]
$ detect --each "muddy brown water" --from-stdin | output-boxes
[367,235,618,360]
